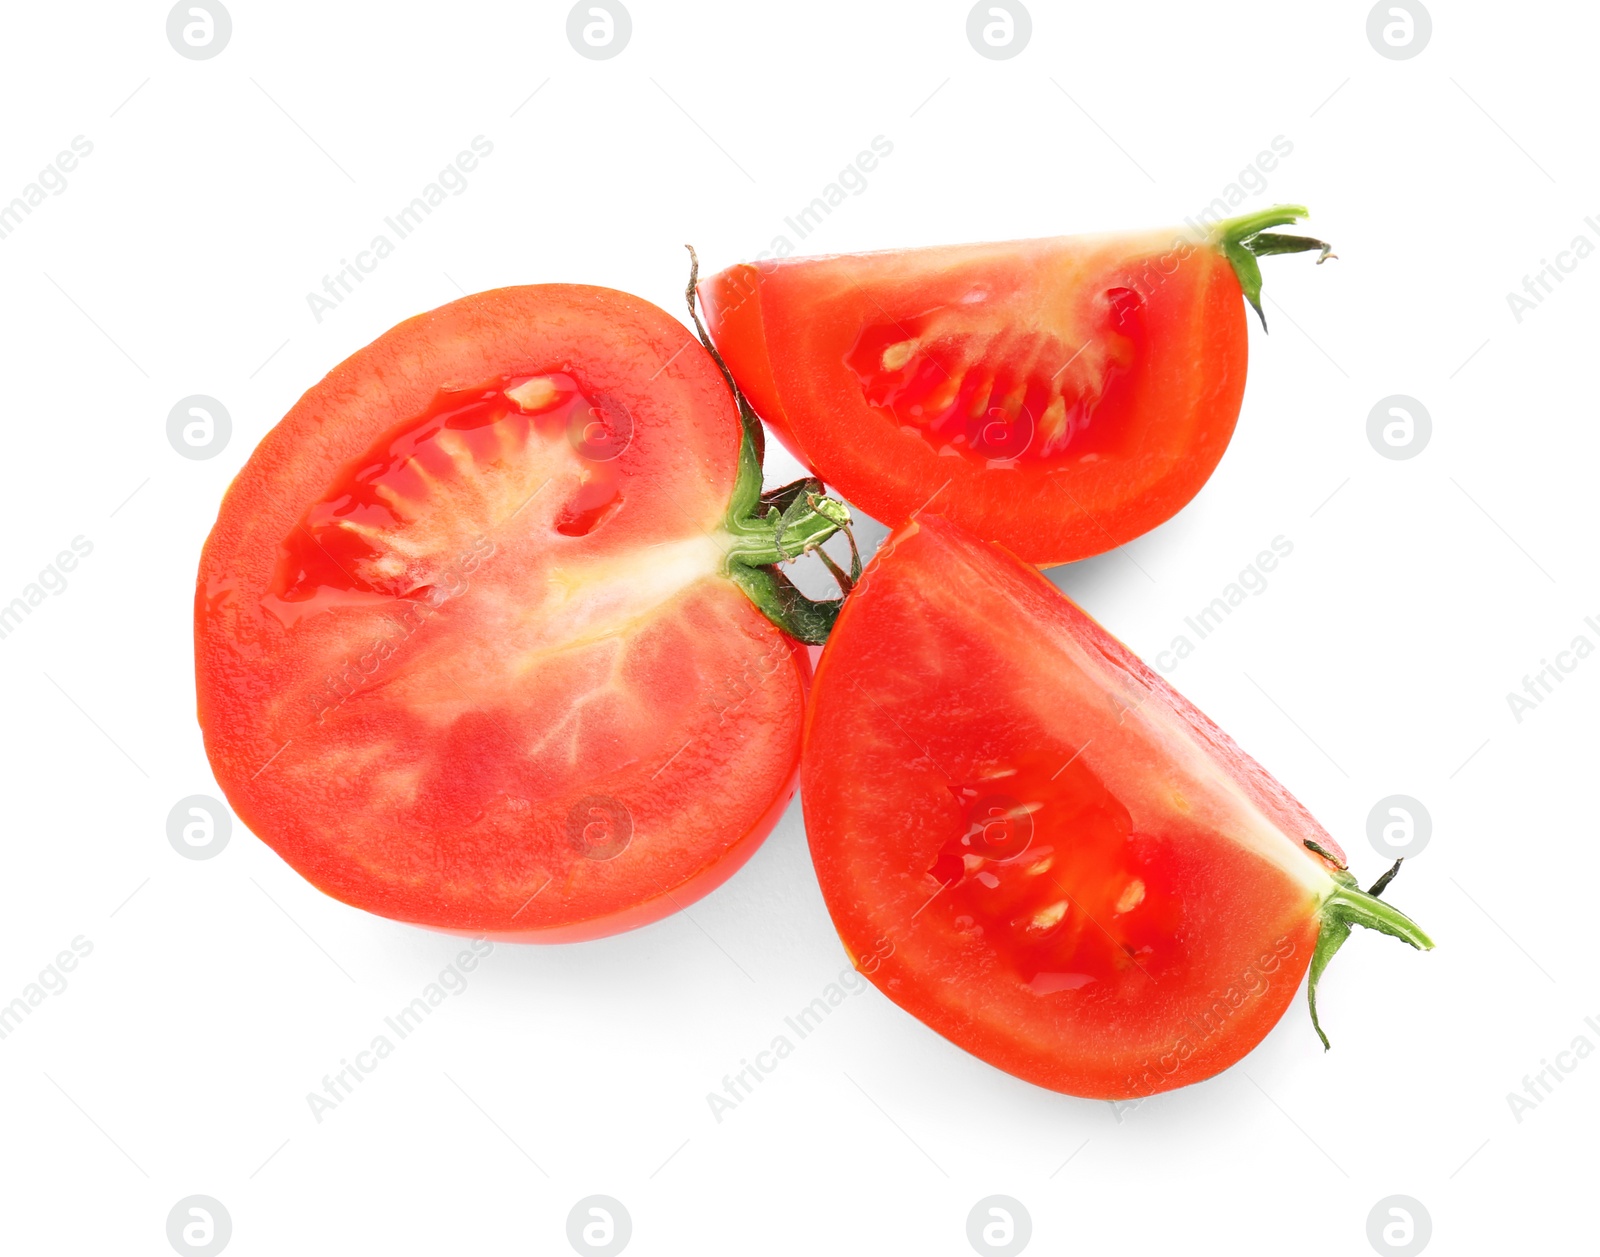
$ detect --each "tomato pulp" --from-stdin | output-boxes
[802,515,1430,1098]
[700,207,1330,566]
[196,285,848,941]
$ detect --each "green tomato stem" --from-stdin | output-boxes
[1305,855,1434,1051]
[683,245,857,645]
[1210,204,1336,332]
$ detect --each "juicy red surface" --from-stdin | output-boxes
[842,284,1151,467]
[196,285,807,941]
[803,515,1335,1098]
[700,233,1249,565]
[926,749,1188,997]
[274,373,624,606]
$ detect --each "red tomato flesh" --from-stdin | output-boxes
[700,229,1248,566]
[804,515,1372,1098]
[196,286,806,941]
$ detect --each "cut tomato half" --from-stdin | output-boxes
[700,207,1331,566]
[801,515,1429,1098]
[196,285,850,941]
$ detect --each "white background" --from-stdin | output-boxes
[1,2,1594,1254]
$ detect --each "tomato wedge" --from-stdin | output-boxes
[700,207,1331,566]
[196,284,851,941]
[801,515,1430,1098]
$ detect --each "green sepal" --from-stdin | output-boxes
[1303,850,1435,1051]
[724,562,841,646]
[682,245,858,644]
[1222,239,1267,330]
[725,478,851,568]
[1210,204,1335,332]
[1247,232,1336,261]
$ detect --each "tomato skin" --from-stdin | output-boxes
[802,515,1343,1099]
[196,285,808,940]
[699,263,793,445]
[701,231,1249,566]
